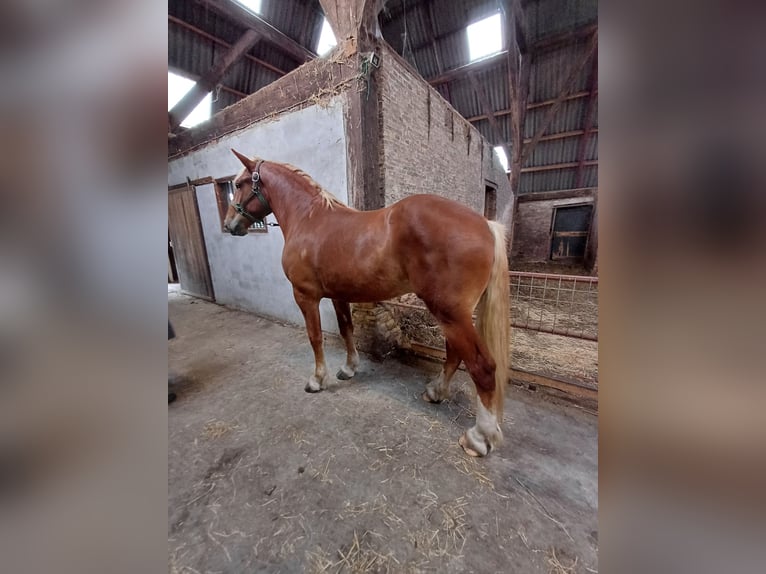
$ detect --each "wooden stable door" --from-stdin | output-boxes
[168,184,215,300]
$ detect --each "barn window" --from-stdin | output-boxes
[493,146,509,173]
[317,18,337,56]
[467,13,503,61]
[233,0,261,15]
[214,178,268,234]
[167,71,211,128]
[550,204,593,261]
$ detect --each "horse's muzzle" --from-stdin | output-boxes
[223,221,248,236]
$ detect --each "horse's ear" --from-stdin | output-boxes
[231,149,255,172]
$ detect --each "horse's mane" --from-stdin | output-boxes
[278,162,344,211]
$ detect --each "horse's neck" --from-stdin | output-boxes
[265,168,323,237]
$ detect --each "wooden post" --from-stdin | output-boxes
[320,0,383,210]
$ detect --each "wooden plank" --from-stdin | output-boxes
[169,28,261,130]
[407,342,597,403]
[520,30,597,166]
[168,184,215,300]
[509,369,598,402]
[520,160,597,173]
[193,0,315,64]
[428,50,508,86]
[517,188,596,202]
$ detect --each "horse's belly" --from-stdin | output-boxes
[321,274,410,302]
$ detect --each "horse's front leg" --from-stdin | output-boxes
[332,300,360,380]
[293,290,328,393]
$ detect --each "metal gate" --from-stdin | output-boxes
[383,271,598,404]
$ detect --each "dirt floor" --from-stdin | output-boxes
[169,289,598,573]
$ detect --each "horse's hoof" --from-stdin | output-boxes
[304,383,322,393]
[336,368,353,380]
[421,391,442,404]
[459,433,484,457]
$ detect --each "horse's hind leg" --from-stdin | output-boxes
[293,290,329,392]
[332,300,360,380]
[422,340,461,403]
[440,318,503,457]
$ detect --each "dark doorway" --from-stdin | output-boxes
[550,204,593,261]
[484,185,497,220]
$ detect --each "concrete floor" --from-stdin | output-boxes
[169,289,598,573]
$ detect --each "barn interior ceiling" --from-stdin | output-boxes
[168,0,597,194]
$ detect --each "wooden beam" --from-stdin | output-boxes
[168,16,287,77]
[517,187,596,202]
[194,0,316,63]
[528,90,592,109]
[463,92,593,121]
[520,29,597,166]
[509,0,529,54]
[575,47,598,189]
[520,160,597,173]
[169,29,260,130]
[468,72,510,161]
[428,50,507,85]
[531,23,598,54]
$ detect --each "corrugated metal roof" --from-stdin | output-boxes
[379,0,597,194]
[169,0,597,193]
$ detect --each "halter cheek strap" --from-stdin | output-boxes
[233,160,272,224]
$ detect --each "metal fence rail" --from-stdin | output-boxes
[510,271,598,341]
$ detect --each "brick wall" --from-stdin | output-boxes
[512,192,597,263]
[376,42,511,216]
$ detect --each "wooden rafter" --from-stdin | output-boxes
[194,0,316,63]
[519,29,597,167]
[169,16,286,77]
[468,72,510,162]
[428,50,508,85]
[463,91,593,121]
[169,28,260,130]
[520,160,597,173]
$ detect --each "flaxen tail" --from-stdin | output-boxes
[476,221,510,423]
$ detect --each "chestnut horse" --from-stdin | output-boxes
[223,150,510,457]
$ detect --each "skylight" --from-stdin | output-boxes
[467,13,502,61]
[168,71,212,129]
[317,17,337,56]
[232,0,261,15]
[494,146,510,173]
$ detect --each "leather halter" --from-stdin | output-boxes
[233,160,271,224]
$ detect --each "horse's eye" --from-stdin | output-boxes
[235,183,241,189]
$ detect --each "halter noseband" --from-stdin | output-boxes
[233,160,271,224]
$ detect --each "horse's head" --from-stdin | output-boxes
[223,149,272,236]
